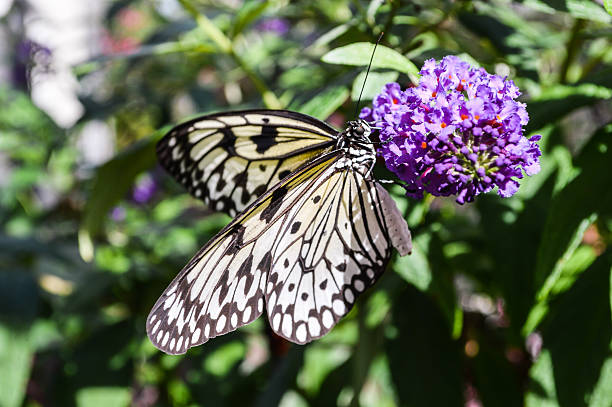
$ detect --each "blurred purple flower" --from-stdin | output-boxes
[526,332,543,361]
[361,56,542,204]
[110,206,126,222]
[132,173,157,204]
[13,39,52,87]
[256,18,290,35]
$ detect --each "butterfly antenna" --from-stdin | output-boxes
[354,31,384,119]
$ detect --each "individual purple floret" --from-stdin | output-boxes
[256,18,290,36]
[360,56,542,204]
[132,173,157,204]
[110,206,126,222]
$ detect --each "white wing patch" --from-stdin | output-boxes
[147,152,411,354]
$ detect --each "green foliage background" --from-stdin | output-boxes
[1,0,612,406]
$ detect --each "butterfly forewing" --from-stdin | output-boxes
[146,150,406,353]
[156,110,337,216]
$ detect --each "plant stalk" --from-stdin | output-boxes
[178,0,283,109]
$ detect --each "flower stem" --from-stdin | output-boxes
[351,0,377,33]
[178,0,283,109]
[381,0,399,37]
[579,43,612,80]
[559,19,586,84]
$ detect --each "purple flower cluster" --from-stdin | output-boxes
[360,56,541,204]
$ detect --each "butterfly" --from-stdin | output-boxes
[147,109,412,354]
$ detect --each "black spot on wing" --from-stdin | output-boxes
[254,125,278,153]
[237,254,253,279]
[253,184,268,199]
[290,222,301,234]
[230,171,252,205]
[227,225,246,255]
[268,271,278,285]
[218,269,231,303]
[216,177,227,192]
[232,171,247,188]
[260,186,288,222]
[220,127,237,147]
[278,170,292,180]
[257,251,272,272]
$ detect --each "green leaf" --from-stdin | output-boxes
[393,232,432,291]
[350,71,399,101]
[365,290,392,328]
[457,11,520,57]
[472,333,523,407]
[204,341,246,377]
[534,124,612,301]
[294,86,349,121]
[526,254,612,407]
[74,40,216,76]
[590,356,612,407]
[537,83,612,100]
[255,346,305,407]
[76,387,131,407]
[527,85,612,132]
[477,180,554,338]
[535,215,595,301]
[230,0,270,38]
[81,130,165,239]
[0,271,38,322]
[606,0,612,16]
[549,244,597,296]
[386,285,463,406]
[0,325,33,407]
[322,43,419,80]
[310,24,351,49]
[297,344,350,396]
[95,246,131,274]
[525,350,559,407]
[566,0,611,23]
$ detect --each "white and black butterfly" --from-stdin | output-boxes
[147,109,412,354]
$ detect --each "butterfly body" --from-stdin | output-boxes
[148,110,411,354]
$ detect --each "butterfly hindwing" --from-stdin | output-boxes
[266,163,402,343]
[156,110,337,216]
[147,150,410,353]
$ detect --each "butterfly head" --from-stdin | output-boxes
[346,119,372,141]
[337,120,377,174]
